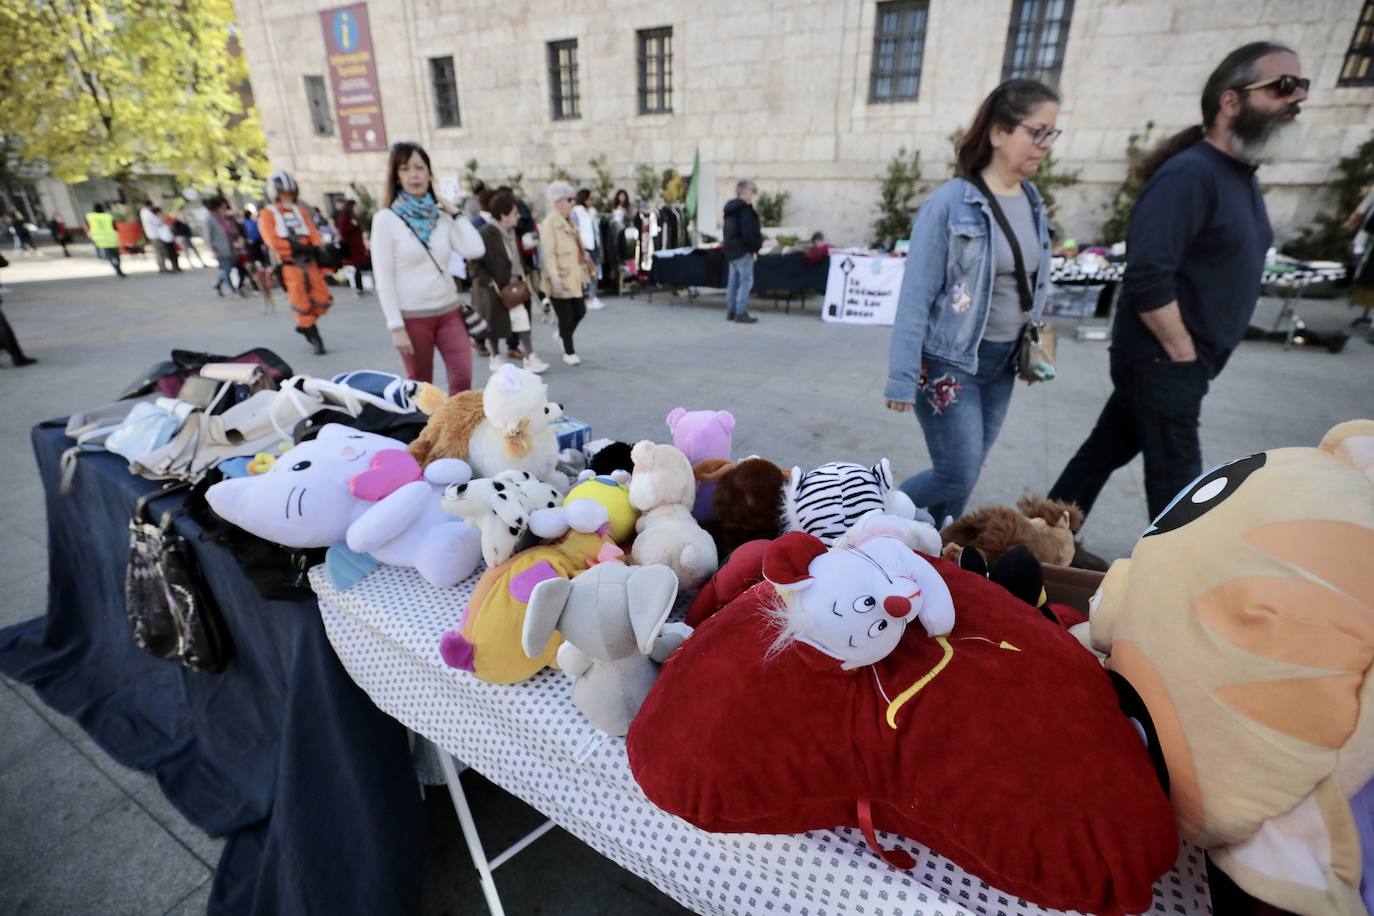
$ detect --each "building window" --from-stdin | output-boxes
[430,56,461,127]
[869,2,928,102]
[637,27,673,114]
[304,75,333,137]
[1001,0,1075,87]
[1340,1,1374,86]
[547,39,580,121]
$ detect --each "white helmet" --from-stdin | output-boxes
[265,170,298,202]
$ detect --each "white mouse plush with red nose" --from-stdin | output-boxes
[763,531,955,669]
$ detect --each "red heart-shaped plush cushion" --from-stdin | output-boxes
[349,448,423,501]
[628,555,1177,916]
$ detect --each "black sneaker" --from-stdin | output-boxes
[14,356,37,367]
[735,313,759,324]
[725,312,735,321]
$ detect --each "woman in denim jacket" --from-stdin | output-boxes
[884,79,1060,521]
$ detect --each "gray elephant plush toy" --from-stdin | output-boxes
[522,563,692,736]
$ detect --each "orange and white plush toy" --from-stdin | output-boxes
[1088,419,1374,916]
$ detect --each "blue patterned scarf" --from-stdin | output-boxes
[392,191,438,246]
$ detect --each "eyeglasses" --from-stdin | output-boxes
[1016,123,1063,147]
[1241,74,1310,97]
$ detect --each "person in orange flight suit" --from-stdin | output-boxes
[258,170,332,354]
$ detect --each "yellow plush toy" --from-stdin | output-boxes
[566,476,638,544]
[1089,419,1374,915]
[438,530,607,684]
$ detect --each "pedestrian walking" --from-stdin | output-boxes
[883,79,1059,522]
[10,212,38,256]
[47,214,71,257]
[472,189,548,374]
[173,212,206,268]
[205,197,241,297]
[722,181,763,323]
[370,141,486,393]
[140,201,175,272]
[334,199,370,296]
[84,203,124,277]
[258,171,332,354]
[572,189,605,310]
[540,180,591,365]
[241,206,275,313]
[1049,41,1307,523]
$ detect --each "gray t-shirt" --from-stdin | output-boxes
[983,190,1040,343]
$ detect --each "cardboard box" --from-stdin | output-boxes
[551,416,592,453]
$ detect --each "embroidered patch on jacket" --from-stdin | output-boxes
[950,282,972,313]
[925,374,963,415]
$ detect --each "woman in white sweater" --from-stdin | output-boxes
[370,142,485,395]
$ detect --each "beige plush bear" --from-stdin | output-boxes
[628,441,719,591]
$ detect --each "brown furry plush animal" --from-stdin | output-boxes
[940,494,1083,567]
[694,457,789,557]
[407,389,485,466]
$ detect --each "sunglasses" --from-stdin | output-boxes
[1241,74,1310,97]
[1016,123,1063,147]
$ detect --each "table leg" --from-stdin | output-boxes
[439,750,508,916]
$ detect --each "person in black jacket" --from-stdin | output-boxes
[722,180,763,324]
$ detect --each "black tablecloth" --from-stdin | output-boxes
[0,422,423,915]
[649,250,829,293]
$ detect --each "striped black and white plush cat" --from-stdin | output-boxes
[783,458,931,545]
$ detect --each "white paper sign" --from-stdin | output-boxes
[438,176,462,205]
[821,253,906,325]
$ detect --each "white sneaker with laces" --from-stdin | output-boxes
[586,296,605,310]
[523,354,549,374]
[489,355,506,372]
[562,353,582,366]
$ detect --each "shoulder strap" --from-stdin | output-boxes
[968,174,1035,313]
[390,207,448,279]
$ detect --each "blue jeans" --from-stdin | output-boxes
[214,257,237,292]
[99,247,123,276]
[725,254,753,317]
[899,337,1019,522]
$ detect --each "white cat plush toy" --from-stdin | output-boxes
[205,424,481,588]
[762,531,955,669]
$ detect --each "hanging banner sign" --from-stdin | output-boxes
[320,3,388,153]
[821,253,906,325]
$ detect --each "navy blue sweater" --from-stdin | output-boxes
[1111,141,1273,375]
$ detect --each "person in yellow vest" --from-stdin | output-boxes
[84,203,124,278]
[258,170,332,355]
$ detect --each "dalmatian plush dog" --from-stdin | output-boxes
[443,470,609,567]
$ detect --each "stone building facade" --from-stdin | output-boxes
[233,0,1374,246]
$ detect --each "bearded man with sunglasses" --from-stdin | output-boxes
[1049,41,1308,525]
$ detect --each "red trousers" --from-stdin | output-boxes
[283,262,330,328]
[399,308,472,395]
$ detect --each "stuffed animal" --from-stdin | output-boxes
[586,440,634,477]
[409,365,563,485]
[628,441,719,591]
[442,470,609,568]
[763,531,954,668]
[666,408,735,522]
[206,424,481,588]
[522,562,690,736]
[940,494,1080,567]
[1088,420,1374,916]
[627,548,1179,916]
[439,530,610,684]
[566,476,638,544]
[694,457,788,557]
[783,459,928,545]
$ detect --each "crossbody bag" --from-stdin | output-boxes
[390,209,489,336]
[968,174,1057,382]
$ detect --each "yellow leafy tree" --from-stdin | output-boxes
[0,0,267,201]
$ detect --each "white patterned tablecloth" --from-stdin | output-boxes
[311,563,1212,916]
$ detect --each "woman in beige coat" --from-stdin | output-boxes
[540,180,592,365]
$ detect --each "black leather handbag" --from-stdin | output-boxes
[125,483,232,673]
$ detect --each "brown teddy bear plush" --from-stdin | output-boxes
[694,457,789,557]
[408,390,484,466]
[940,494,1083,568]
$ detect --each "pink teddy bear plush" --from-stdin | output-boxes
[665,407,735,523]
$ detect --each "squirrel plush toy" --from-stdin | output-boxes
[941,494,1083,568]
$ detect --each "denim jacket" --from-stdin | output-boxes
[884,177,1052,403]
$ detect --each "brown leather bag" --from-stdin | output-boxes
[494,278,531,311]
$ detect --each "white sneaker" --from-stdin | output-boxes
[523,354,549,374]
[562,353,582,366]
[489,355,506,372]
[586,296,605,310]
